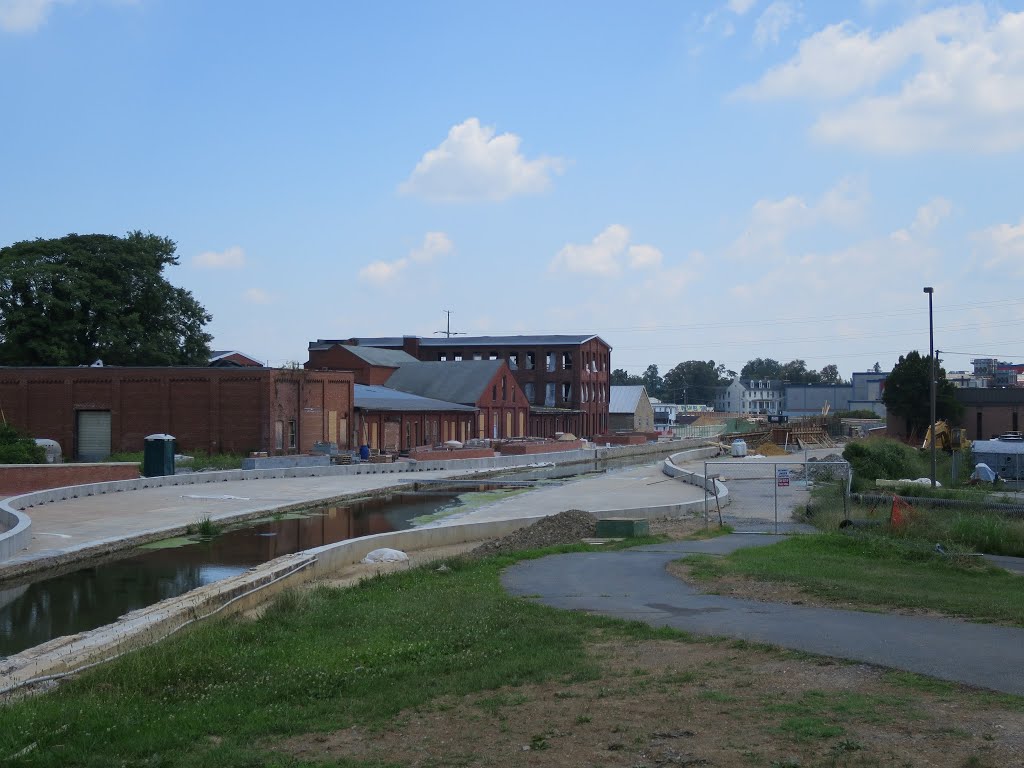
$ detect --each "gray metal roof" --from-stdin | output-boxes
[384,360,504,405]
[609,385,648,414]
[353,384,476,412]
[340,334,611,349]
[327,344,417,367]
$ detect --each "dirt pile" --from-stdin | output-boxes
[469,510,597,559]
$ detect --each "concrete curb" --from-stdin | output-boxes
[0,438,712,691]
[0,515,544,694]
[661,447,731,518]
[0,438,697,564]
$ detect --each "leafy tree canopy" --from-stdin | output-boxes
[662,360,733,406]
[0,232,212,366]
[882,350,962,438]
[740,357,782,380]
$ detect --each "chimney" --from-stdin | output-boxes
[402,336,421,358]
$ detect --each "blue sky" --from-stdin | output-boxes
[2,0,1022,380]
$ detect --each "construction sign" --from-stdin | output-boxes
[776,468,790,487]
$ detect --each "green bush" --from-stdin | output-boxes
[843,439,929,491]
[0,423,46,463]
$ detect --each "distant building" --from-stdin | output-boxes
[314,334,612,438]
[208,350,264,367]
[716,379,784,415]
[608,386,655,432]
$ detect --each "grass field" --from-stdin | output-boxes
[2,541,1023,767]
[684,532,1024,625]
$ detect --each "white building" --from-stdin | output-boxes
[716,379,784,415]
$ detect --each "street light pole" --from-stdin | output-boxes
[924,287,936,488]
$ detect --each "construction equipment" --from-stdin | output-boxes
[922,421,971,452]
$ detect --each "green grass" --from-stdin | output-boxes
[0,543,680,768]
[806,482,1024,557]
[684,533,1024,625]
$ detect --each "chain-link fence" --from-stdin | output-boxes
[702,459,851,534]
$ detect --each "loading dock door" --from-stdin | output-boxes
[77,410,112,461]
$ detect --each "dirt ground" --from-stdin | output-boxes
[276,636,1024,767]
[278,517,1024,767]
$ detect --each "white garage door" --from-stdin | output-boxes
[77,411,111,461]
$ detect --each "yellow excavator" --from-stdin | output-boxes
[922,420,971,451]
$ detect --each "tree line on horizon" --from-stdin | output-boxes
[610,358,867,406]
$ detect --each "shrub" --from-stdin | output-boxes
[843,439,928,491]
[0,423,46,464]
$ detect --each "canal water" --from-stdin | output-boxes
[0,453,674,657]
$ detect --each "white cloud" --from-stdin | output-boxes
[728,0,758,15]
[408,231,453,263]
[359,231,454,283]
[194,245,246,269]
[398,118,564,202]
[244,288,273,305]
[0,0,63,32]
[730,178,868,258]
[754,1,798,47]
[550,226,671,280]
[972,217,1024,276]
[551,225,630,277]
[628,244,664,270]
[734,6,1024,152]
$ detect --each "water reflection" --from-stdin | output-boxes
[0,492,459,658]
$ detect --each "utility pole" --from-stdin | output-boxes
[436,310,466,338]
[924,287,937,488]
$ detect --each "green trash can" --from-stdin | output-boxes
[143,433,176,477]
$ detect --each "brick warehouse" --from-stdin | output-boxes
[320,334,612,438]
[0,367,354,460]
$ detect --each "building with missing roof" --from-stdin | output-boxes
[311,334,611,438]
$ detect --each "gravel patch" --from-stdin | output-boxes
[469,510,597,558]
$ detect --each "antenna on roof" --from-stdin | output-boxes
[436,310,467,338]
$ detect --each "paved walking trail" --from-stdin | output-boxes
[502,534,1024,696]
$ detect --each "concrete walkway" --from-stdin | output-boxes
[3,469,469,572]
[432,461,705,526]
[502,534,1024,696]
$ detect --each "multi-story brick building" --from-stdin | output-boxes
[316,334,612,438]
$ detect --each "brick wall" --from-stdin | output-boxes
[0,463,139,496]
[498,440,585,455]
[0,368,354,459]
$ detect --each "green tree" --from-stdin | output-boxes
[818,364,844,385]
[641,364,663,400]
[740,357,782,380]
[0,232,212,366]
[882,350,962,439]
[610,368,641,386]
[662,360,731,406]
[0,423,46,463]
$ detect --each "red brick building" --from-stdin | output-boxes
[318,335,611,438]
[353,384,476,452]
[307,342,530,443]
[0,367,354,460]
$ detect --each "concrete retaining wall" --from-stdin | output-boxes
[0,438,700,564]
[0,515,544,695]
[661,447,731,514]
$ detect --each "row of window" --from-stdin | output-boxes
[438,349,609,374]
[521,381,609,407]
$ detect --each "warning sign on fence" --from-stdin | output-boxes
[776,468,790,487]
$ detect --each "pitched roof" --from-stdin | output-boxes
[609,385,648,414]
[335,334,611,349]
[209,350,264,366]
[384,360,504,405]
[322,344,417,367]
[353,384,475,413]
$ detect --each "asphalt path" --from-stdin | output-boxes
[501,534,1024,696]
